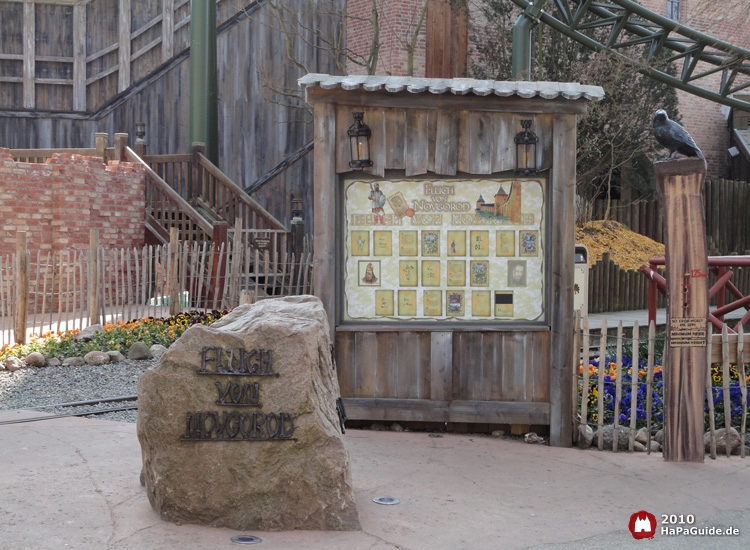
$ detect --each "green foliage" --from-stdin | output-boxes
[0,310,229,362]
[468,0,681,216]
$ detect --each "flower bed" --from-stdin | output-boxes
[0,310,229,362]
[579,358,750,431]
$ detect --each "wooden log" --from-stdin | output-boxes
[168,227,179,315]
[14,233,28,344]
[655,158,708,462]
[88,227,99,325]
[597,317,607,450]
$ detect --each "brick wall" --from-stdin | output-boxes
[626,0,750,178]
[0,149,146,255]
[346,0,427,76]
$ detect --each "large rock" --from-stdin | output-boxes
[137,296,360,531]
[593,425,631,451]
[704,427,741,455]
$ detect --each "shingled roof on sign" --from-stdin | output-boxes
[298,73,605,102]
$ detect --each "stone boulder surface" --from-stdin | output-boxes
[137,295,360,531]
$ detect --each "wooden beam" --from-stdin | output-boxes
[23,1,35,109]
[163,0,175,61]
[73,3,86,111]
[119,0,131,92]
[549,113,578,448]
[313,102,337,340]
[342,398,550,424]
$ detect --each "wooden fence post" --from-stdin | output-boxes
[655,158,708,462]
[208,222,228,307]
[191,142,205,201]
[14,232,28,344]
[95,133,108,161]
[89,228,100,325]
[168,227,180,316]
[114,132,128,161]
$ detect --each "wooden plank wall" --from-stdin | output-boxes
[0,0,342,230]
[334,105,553,177]
[336,330,551,424]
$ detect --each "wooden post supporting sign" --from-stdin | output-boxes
[655,158,708,462]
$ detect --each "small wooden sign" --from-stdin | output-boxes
[669,318,707,347]
[252,237,271,251]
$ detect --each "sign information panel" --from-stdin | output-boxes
[343,179,546,321]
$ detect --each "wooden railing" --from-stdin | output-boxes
[142,145,288,246]
[125,147,215,245]
[194,149,287,232]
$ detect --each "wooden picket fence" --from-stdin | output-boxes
[575,315,748,458]
[0,230,313,346]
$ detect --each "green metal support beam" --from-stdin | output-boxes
[512,0,547,79]
[509,0,750,112]
[189,0,219,165]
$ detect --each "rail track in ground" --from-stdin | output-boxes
[0,395,139,425]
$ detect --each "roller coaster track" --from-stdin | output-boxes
[510,0,750,112]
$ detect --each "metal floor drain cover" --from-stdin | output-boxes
[373,496,400,505]
[231,534,263,545]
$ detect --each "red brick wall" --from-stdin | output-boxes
[346,0,427,76]
[0,149,146,255]
[614,0,750,178]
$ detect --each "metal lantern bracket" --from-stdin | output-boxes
[515,119,539,175]
[348,112,373,170]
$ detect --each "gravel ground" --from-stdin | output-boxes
[0,358,157,422]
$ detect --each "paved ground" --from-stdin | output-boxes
[1,410,748,550]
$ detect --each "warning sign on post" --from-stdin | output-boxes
[669,318,707,347]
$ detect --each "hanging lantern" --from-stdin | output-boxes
[348,112,373,170]
[514,119,538,175]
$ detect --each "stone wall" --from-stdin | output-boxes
[0,149,146,255]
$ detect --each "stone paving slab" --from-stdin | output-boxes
[0,414,748,549]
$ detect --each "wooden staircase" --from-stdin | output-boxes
[125,144,288,248]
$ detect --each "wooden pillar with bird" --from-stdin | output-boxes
[653,109,711,462]
[653,110,708,462]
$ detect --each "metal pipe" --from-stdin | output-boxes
[511,0,547,79]
[189,0,218,165]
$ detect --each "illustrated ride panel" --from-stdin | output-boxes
[344,179,546,322]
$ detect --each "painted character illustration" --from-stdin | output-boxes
[522,232,537,255]
[362,262,378,284]
[368,182,386,225]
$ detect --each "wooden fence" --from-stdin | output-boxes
[575,315,748,458]
[590,179,750,256]
[0,230,313,346]
[587,253,750,313]
[585,178,750,313]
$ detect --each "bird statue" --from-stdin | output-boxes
[652,109,705,161]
